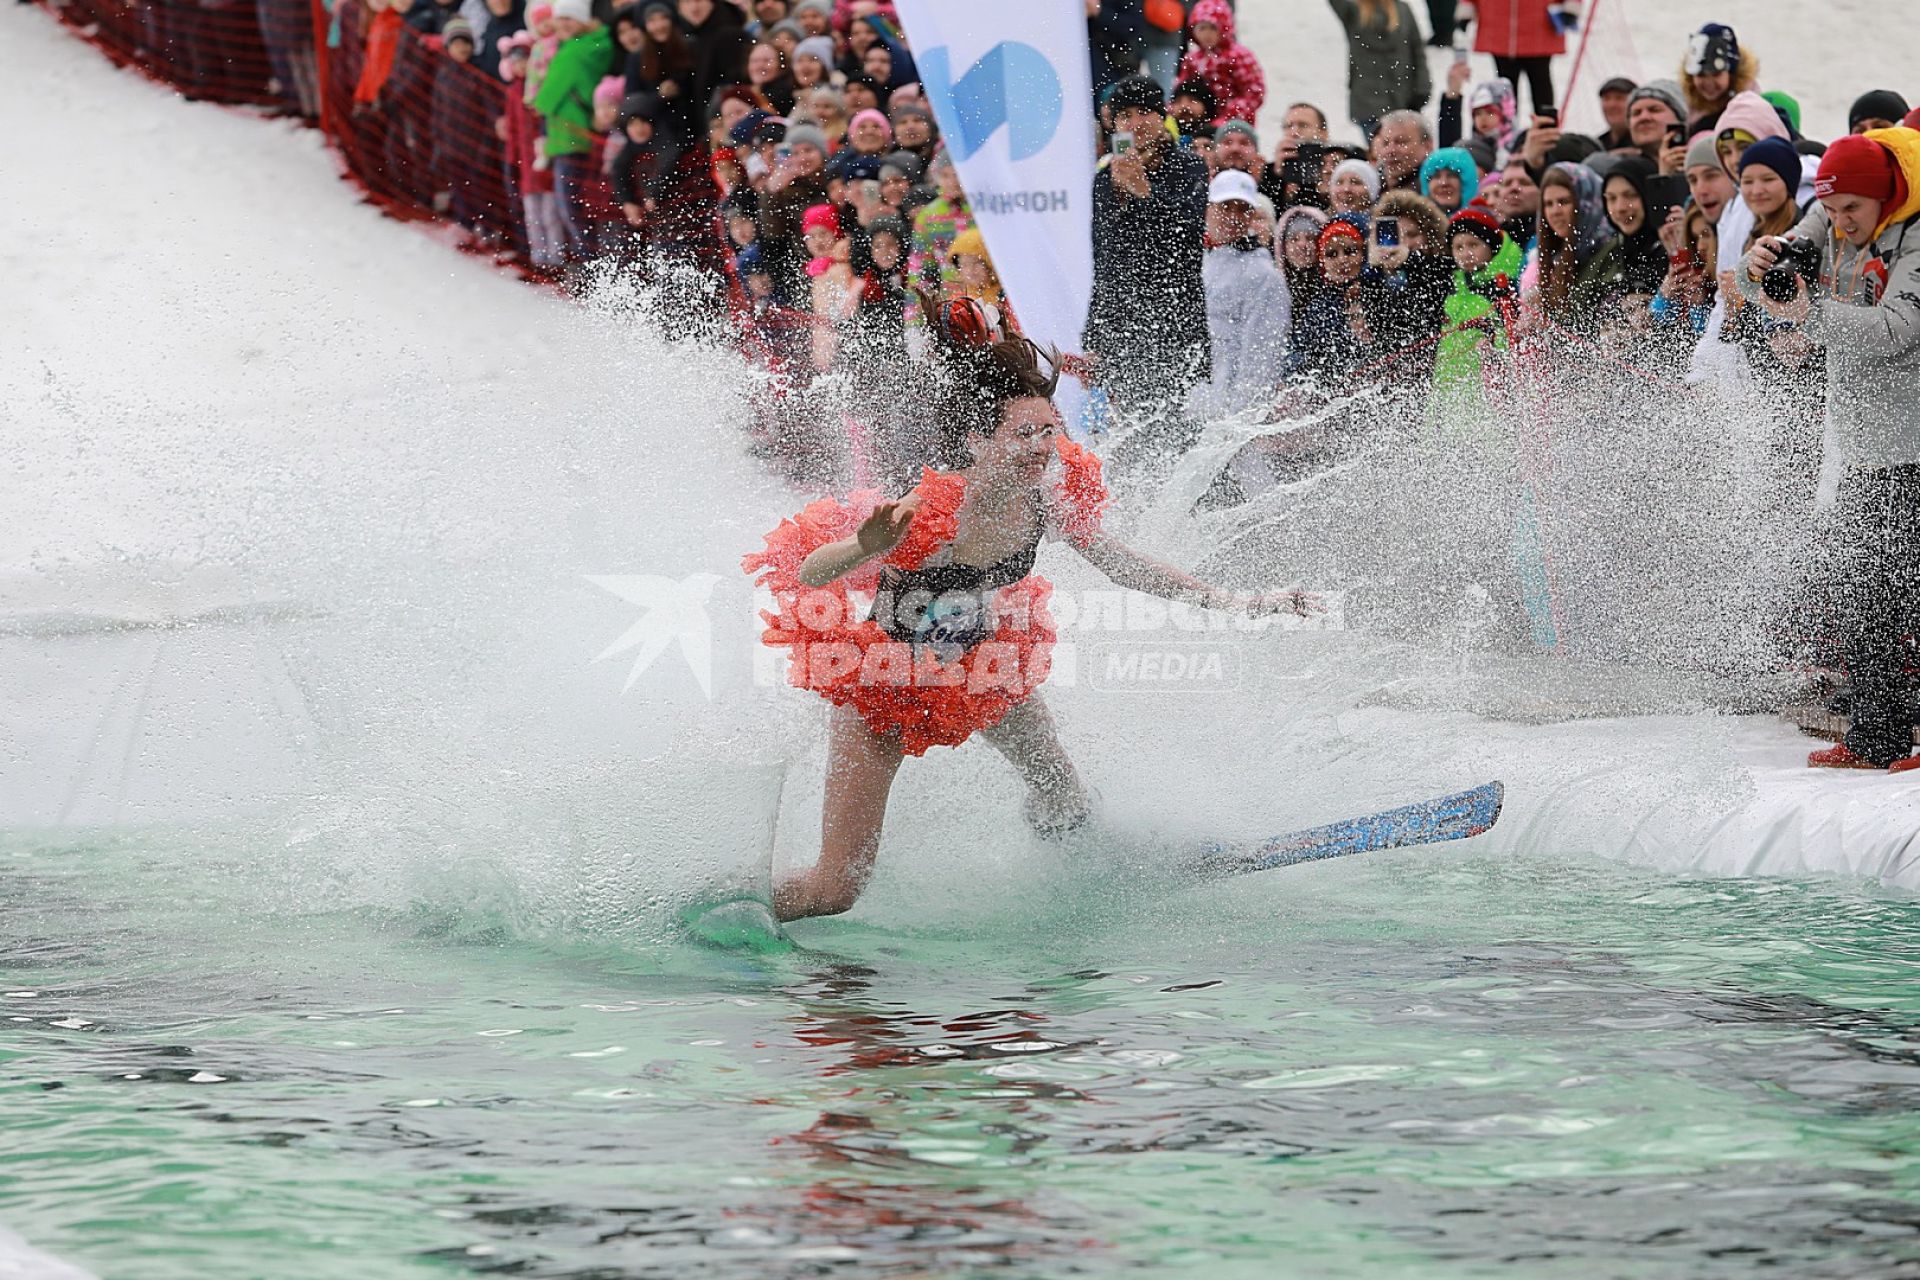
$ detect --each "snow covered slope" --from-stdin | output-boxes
[1240,0,1914,146]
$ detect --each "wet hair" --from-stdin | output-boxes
[917,306,1060,469]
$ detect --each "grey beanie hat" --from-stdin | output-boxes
[783,122,829,153]
[1216,119,1259,146]
[1627,80,1686,123]
[793,35,836,69]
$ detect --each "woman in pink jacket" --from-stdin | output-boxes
[1177,0,1266,126]
[1459,0,1573,117]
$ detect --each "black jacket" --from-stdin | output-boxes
[1085,144,1212,388]
[1361,251,1454,378]
[681,5,750,121]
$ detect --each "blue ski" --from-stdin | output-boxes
[1194,782,1504,878]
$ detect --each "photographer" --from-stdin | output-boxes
[1738,130,1920,772]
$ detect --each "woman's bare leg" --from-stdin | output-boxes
[775,703,906,921]
[980,695,1091,834]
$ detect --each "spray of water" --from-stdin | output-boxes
[11,242,1852,944]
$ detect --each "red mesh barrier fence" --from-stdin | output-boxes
[320,3,521,248]
[41,0,734,285]
[46,0,315,115]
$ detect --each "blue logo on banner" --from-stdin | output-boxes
[921,42,1063,162]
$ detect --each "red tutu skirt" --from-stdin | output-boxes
[743,437,1108,756]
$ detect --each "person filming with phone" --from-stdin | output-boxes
[1735,129,1920,773]
[1086,74,1213,477]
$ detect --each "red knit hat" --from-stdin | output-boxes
[1317,217,1365,252]
[1815,134,1898,203]
[801,203,842,238]
[1449,205,1505,253]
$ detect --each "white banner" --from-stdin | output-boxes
[894,0,1095,365]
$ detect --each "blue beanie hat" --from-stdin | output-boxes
[730,108,773,146]
[1738,136,1802,200]
[1418,148,1481,205]
[1685,23,1739,76]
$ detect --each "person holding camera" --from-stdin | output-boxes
[1721,138,1824,415]
[1360,190,1454,382]
[1738,129,1920,772]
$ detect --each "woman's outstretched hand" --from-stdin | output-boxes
[1247,589,1325,618]
[856,501,916,557]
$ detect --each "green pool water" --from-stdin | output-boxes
[3,832,1918,1279]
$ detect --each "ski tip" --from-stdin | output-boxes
[1473,780,1505,834]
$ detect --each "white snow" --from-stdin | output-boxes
[1240,0,1916,147]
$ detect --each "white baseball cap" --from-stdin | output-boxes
[1207,168,1259,206]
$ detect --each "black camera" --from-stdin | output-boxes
[1762,236,1823,303]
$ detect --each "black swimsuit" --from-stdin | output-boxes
[872,498,1043,661]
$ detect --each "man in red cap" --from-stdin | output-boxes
[1740,127,1920,772]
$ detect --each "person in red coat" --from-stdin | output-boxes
[1176,0,1267,127]
[1458,0,1575,116]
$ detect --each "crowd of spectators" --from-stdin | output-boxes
[88,0,1920,771]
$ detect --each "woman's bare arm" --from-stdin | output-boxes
[1071,530,1320,617]
[797,498,920,587]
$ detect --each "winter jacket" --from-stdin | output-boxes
[1326,0,1431,125]
[1177,0,1265,126]
[755,72,797,117]
[430,59,488,185]
[681,3,751,120]
[1085,143,1213,385]
[1463,0,1565,59]
[1687,110,1802,389]
[611,135,685,208]
[501,77,553,195]
[1290,282,1374,383]
[1734,128,1920,469]
[861,15,918,91]
[1201,242,1292,412]
[407,0,460,34]
[474,0,524,79]
[534,27,616,158]
[1429,234,1523,443]
[625,31,699,139]
[909,195,973,291]
[759,173,833,296]
[353,7,406,107]
[1568,157,1674,316]
[1360,251,1455,377]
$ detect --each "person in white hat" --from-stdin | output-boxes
[1201,168,1291,413]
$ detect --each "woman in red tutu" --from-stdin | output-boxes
[744,328,1318,921]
